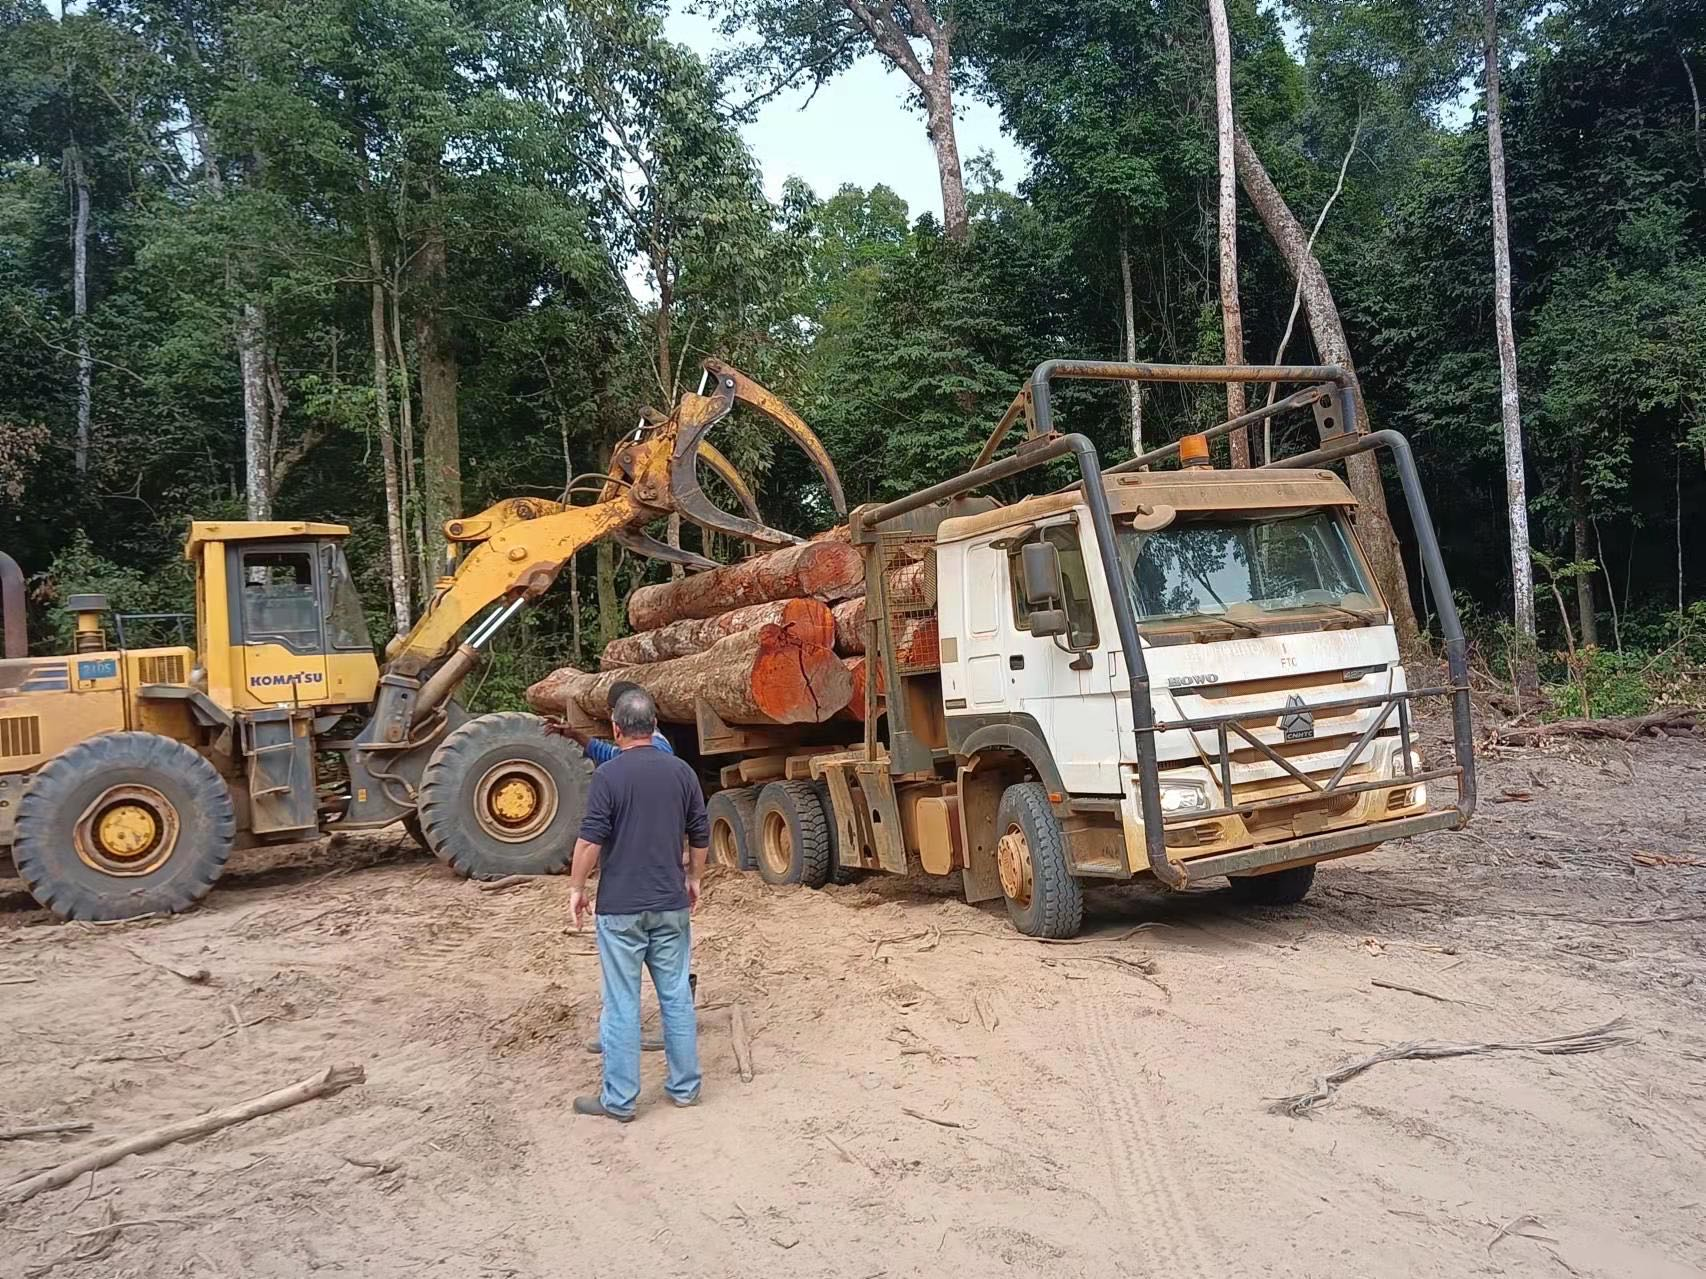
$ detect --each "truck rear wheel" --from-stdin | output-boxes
[417,712,593,879]
[706,788,758,871]
[813,779,861,885]
[1226,863,1315,906]
[995,781,1083,938]
[13,731,235,921]
[754,781,831,888]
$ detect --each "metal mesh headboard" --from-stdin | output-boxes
[873,530,939,676]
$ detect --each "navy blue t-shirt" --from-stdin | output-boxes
[577,745,709,915]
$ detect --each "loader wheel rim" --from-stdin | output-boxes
[997,825,1034,907]
[474,760,557,843]
[760,809,793,877]
[75,785,179,877]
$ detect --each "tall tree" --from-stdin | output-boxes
[707,0,970,240]
[1207,0,1249,464]
[1482,0,1537,669]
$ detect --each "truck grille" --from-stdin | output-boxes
[0,715,41,758]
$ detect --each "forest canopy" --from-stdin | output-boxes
[1,0,1701,710]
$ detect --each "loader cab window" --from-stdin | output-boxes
[1009,524,1099,649]
[239,549,324,654]
[321,543,371,650]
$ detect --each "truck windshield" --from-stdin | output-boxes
[1115,509,1379,631]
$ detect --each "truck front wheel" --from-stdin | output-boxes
[1226,863,1315,906]
[995,782,1083,938]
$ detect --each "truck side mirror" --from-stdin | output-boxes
[1021,541,1064,608]
[1030,607,1070,638]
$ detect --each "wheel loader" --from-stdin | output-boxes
[0,361,845,920]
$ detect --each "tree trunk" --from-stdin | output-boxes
[527,624,852,726]
[388,267,428,601]
[596,540,620,647]
[1207,0,1248,464]
[600,598,835,669]
[415,227,460,584]
[237,301,272,520]
[667,513,684,581]
[1484,0,1537,681]
[562,418,583,661]
[1119,227,1142,456]
[626,541,864,631]
[1232,128,1421,647]
[365,228,411,633]
[926,81,969,243]
[66,142,92,476]
[1570,448,1598,647]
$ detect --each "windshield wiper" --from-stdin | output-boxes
[1188,613,1263,637]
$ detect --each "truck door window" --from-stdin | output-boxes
[321,544,372,650]
[1010,526,1099,648]
[240,550,323,653]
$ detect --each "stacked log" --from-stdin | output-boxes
[840,656,884,722]
[527,624,851,727]
[626,541,863,631]
[601,598,834,669]
[831,598,937,667]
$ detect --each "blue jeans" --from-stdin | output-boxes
[595,909,701,1116]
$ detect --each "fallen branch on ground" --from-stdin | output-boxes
[730,1005,754,1083]
[121,944,210,984]
[1494,707,1695,745]
[0,1122,93,1141]
[1270,1019,1632,1117]
[1370,978,1480,1006]
[473,875,536,893]
[2,1064,365,1204]
[901,1106,964,1129]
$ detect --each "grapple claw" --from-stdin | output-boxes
[612,527,719,572]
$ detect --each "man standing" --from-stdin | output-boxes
[568,686,708,1121]
[548,680,674,765]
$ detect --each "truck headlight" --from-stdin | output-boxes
[1159,780,1211,815]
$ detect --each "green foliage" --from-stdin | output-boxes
[31,531,194,652]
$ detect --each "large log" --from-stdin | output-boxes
[832,598,866,654]
[831,598,939,665]
[601,598,834,669]
[527,624,851,727]
[627,542,863,632]
[840,656,884,722]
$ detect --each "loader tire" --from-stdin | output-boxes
[754,781,831,889]
[813,779,861,885]
[401,811,427,849]
[995,781,1083,938]
[1226,863,1315,906]
[417,712,593,880]
[13,731,235,922]
[706,788,758,872]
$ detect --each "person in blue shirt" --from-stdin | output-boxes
[552,680,673,765]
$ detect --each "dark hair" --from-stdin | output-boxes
[607,680,642,712]
[610,687,658,739]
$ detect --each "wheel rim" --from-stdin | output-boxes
[710,817,740,868]
[473,759,558,843]
[75,784,179,877]
[997,823,1034,907]
[760,809,793,878]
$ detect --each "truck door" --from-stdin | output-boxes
[1007,520,1123,795]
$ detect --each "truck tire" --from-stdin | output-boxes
[995,781,1083,938]
[753,780,831,889]
[1226,863,1315,906]
[813,779,861,885]
[12,731,235,922]
[417,712,593,879]
[706,788,758,872]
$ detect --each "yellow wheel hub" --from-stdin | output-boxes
[473,760,558,843]
[490,777,539,823]
[997,826,1034,906]
[74,785,179,877]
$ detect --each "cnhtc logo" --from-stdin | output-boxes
[1279,694,1315,742]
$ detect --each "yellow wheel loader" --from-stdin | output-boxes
[0,361,843,920]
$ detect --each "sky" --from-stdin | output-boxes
[661,7,1032,221]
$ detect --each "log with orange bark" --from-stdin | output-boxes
[527,624,852,727]
[830,599,939,667]
[600,598,835,669]
[626,541,863,632]
[840,656,884,722]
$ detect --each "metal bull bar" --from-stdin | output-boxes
[860,361,1476,891]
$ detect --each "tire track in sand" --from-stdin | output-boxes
[1072,985,1220,1276]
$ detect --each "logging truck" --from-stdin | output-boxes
[600,362,1478,938]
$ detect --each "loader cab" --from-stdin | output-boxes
[184,521,380,715]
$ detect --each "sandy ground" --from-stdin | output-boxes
[3,723,1705,1279]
